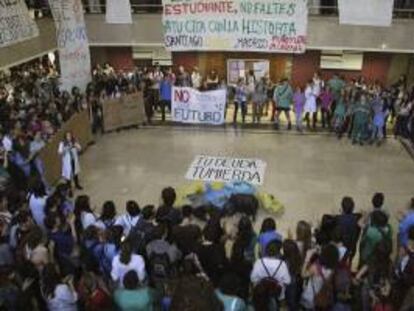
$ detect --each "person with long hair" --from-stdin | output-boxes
[28,180,48,229]
[95,201,117,230]
[295,221,313,259]
[73,195,96,236]
[41,263,78,311]
[258,217,283,257]
[230,216,257,300]
[304,80,317,130]
[283,239,303,311]
[58,131,82,190]
[111,240,146,287]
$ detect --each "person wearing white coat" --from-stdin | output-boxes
[58,132,82,190]
[304,80,317,130]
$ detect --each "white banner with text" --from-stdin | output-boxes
[49,0,92,92]
[338,0,394,27]
[0,0,39,48]
[106,0,132,24]
[186,155,267,185]
[172,87,226,125]
[163,0,308,53]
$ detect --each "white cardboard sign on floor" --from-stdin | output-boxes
[185,155,267,186]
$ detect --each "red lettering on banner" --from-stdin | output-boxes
[174,89,190,103]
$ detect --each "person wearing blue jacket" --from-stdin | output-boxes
[160,71,174,122]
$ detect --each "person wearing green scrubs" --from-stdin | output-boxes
[273,78,293,130]
[333,89,347,138]
[351,93,371,145]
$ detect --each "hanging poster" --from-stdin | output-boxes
[0,0,39,47]
[49,0,92,92]
[163,0,308,53]
[106,0,132,24]
[338,0,394,27]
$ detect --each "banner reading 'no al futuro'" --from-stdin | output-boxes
[172,87,227,125]
[162,0,308,53]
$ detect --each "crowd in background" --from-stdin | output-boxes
[125,63,414,146]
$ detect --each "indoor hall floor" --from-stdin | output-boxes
[80,127,414,236]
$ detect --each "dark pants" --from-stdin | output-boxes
[233,101,247,123]
[144,96,154,123]
[321,108,332,129]
[160,100,171,122]
[304,112,317,129]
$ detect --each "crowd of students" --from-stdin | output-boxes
[131,64,414,146]
[1,60,414,311]
[1,173,414,311]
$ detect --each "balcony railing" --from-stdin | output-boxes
[28,2,414,19]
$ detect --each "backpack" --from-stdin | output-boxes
[149,252,172,281]
[314,266,335,310]
[334,264,353,303]
[376,227,393,257]
[255,258,283,298]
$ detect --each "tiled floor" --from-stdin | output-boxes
[81,126,414,236]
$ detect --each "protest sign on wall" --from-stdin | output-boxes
[49,0,91,92]
[338,0,394,27]
[186,155,267,185]
[106,0,132,24]
[0,0,39,47]
[162,0,308,53]
[172,87,226,125]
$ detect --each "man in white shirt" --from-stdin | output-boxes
[251,240,291,300]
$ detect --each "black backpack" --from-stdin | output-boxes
[149,252,172,281]
[255,258,283,298]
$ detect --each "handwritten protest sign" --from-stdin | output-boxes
[49,0,91,92]
[339,0,394,27]
[0,0,39,47]
[186,155,267,185]
[172,87,226,125]
[162,0,308,53]
[106,0,132,24]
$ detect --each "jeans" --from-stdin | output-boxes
[253,102,264,123]
[234,101,247,123]
[371,124,384,141]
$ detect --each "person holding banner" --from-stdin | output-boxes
[58,132,82,190]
